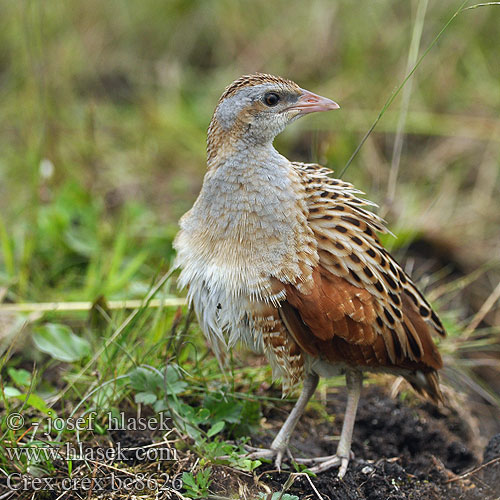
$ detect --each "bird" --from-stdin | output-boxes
[174,73,445,478]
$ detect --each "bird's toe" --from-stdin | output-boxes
[244,444,290,466]
[296,451,354,476]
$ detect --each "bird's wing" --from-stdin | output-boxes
[281,163,445,398]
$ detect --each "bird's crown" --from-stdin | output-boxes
[218,73,301,103]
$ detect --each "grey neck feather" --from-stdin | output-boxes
[192,141,296,240]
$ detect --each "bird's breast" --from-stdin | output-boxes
[177,158,315,295]
[174,153,318,359]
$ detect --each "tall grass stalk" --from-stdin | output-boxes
[384,0,429,212]
[340,0,482,178]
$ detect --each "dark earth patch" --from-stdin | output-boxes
[211,386,500,499]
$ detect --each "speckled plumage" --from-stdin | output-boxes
[174,74,445,475]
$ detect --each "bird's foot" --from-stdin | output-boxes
[295,451,354,478]
[244,444,293,471]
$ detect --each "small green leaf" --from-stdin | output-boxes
[8,368,31,387]
[207,420,225,438]
[205,395,242,423]
[129,367,163,393]
[153,399,168,412]
[3,386,22,398]
[236,458,262,472]
[19,393,53,415]
[164,365,188,395]
[134,392,157,405]
[33,324,91,362]
[181,471,197,489]
[195,407,210,425]
[64,226,98,257]
[5,389,54,416]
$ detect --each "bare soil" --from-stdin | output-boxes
[3,386,498,499]
[216,386,500,500]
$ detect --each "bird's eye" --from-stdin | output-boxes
[264,92,280,107]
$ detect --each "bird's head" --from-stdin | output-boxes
[207,73,339,164]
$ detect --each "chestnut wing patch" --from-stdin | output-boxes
[282,267,443,372]
[284,269,377,345]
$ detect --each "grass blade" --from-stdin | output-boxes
[340,0,470,178]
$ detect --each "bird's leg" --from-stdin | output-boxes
[270,372,319,467]
[245,372,319,469]
[296,369,363,478]
[335,369,362,477]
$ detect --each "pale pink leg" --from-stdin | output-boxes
[308,370,362,477]
[246,373,319,469]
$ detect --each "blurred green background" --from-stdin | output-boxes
[1,0,499,305]
[1,1,500,486]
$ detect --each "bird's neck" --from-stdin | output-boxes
[189,123,299,247]
[207,115,275,170]
[200,140,293,223]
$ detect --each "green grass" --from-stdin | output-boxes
[1,1,500,498]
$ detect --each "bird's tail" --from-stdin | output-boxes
[407,370,443,404]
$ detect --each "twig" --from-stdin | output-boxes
[166,306,187,354]
[255,470,325,500]
[293,472,325,500]
[426,265,489,302]
[175,305,195,355]
[463,1,500,9]
[87,459,99,500]
[462,280,500,339]
[444,457,500,483]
